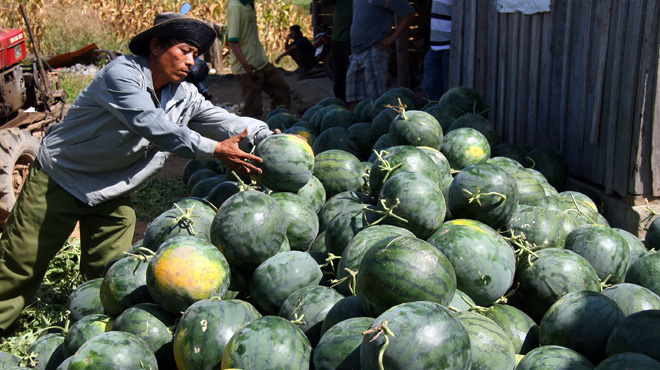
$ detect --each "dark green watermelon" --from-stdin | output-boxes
[296,175,326,214]
[66,331,157,370]
[256,134,315,193]
[318,96,349,108]
[601,283,660,317]
[183,159,223,186]
[284,126,317,147]
[447,112,497,147]
[477,304,540,354]
[646,217,660,250]
[205,180,240,209]
[564,224,630,284]
[509,169,546,206]
[527,146,569,191]
[625,252,660,296]
[210,190,287,270]
[370,107,398,141]
[190,175,227,198]
[266,107,291,121]
[424,102,465,132]
[491,143,533,167]
[187,168,223,194]
[539,290,625,363]
[369,133,391,161]
[370,88,421,120]
[100,255,153,316]
[320,107,360,132]
[605,309,660,362]
[173,298,261,370]
[516,345,594,370]
[301,105,323,127]
[354,98,374,122]
[250,251,322,315]
[313,150,365,197]
[66,278,104,322]
[324,204,381,256]
[389,110,443,149]
[266,112,299,131]
[347,122,375,160]
[438,86,489,116]
[312,127,360,156]
[142,199,217,251]
[335,225,414,296]
[221,316,311,369]
[447,162,519,230]
[614,228,648,270]
[356,236,456,317]
[360,301,471,369]
[278,285,344,346]
[513,248,600,320]
[319,295,369,335]
[427,219,516,306]
[441,127,491,170]
[318,190,374,232]
[313,317,373,370]
[369,145,442,197]
[596,352,660,369]
[62,314,113,358]
[455,311,516,370]
[271,192,319,251]
[505,206,571,250]
[26,333,65,370]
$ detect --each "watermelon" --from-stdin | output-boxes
[441,127,491,170]
[266,107,291,121]
[515,345,595,370]
[370,107,398,141]
[389,109,443,149]
[476,304,540,354]
[318,190,374,232]
[360,301,471,369]
[271,192,319,251]
[614,228,648,269]
[187,168,223,194]
[146,235,231,314]
[491,143,532,167]
[527,146,569,191]
[335,225,414,296]
[173,298,261,370]
[100,255,153,316]
[205,181,240,208]
[210,190,287,270]
[319,295,369,335]
[513,248,601,320]
[183,159,223,186]
[66,278,104,322]
[62,314,113,357]
[278,285,344,346]
[596,353,660,369]
[427,219,516,306]
[369,145,442,197]
[249,251,322,315]
[505,206,571,250]
[310,231,327,252]
[378,171,446,238]
[625,251,660,295]
[356,236,456,317]
[313,150,365,198]
[447,112,498,147]
[0,353,21,369]
[318,96,349,108]
[447,162,519,230]
[455,311,516,370]
[312,127,360,156]
[256,134,314,193]
[266,112,298,131]
[66,331,157,370]
[564,224,630,284]
[601,283,660,316]
[26,333,65,370]
[294,175,326,214]
[605,309,660,362]
[646,217,660,250]
[539,290,625,363]
[190,175,227,198]
[418,146,452,180]
[142,200,217,251]
[424,102,465,132]
[320,106,359,132]
[370,88,420,120]
[370,134,391,161]
[449,289,476,312]
[324,204,380,256]
[313,317,373,370]
[112,302,177,368]
[438,86,489,116]
[347,122,375,160]
[221,316,312,369]
[526,168,559,197]
[284,126,317,146]
[510,169,547,206]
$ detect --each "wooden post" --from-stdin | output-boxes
[204,22,224,72]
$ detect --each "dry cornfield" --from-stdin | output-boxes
[1,0,311,67]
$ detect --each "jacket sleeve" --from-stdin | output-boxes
[94,62,217,160]
[187,94,273,152]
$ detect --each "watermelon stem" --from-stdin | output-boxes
[599,274,613,291]
[565,195,597,224]
[329,268,358,295]
[505,231,540,265]
[462,188,507,206]
[367,199,408,226]
[373,150,404,185]
[385,98,408,119]
[172,203,199,235]
[290,313,307,326]
[640,198,659,230]
[319,253,341,272]
[363,319,396,370]
[474,101,492,116]
[230,171,260,192]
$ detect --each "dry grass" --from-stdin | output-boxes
[1,0,311,68]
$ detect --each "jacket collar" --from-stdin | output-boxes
[135,55,187,110]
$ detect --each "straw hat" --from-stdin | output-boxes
[129,12,216,55]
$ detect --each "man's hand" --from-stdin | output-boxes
[245,63,259,80]
[214,129,263,175]
[375,34,397,49]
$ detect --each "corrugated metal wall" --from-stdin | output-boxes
[450,0,660,197]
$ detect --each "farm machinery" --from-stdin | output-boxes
[0,21,66,226]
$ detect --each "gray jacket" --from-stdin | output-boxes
[37,55,271,206]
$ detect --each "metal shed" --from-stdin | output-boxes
[449,0,660,235]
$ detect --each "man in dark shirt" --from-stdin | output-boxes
[275,25,316,71]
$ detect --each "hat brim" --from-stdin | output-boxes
[129,18,216,55]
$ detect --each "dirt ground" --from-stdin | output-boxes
[128,69,335,242]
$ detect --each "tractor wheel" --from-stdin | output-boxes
[0,128,41,227]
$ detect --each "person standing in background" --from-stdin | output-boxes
[346,0,415,110]
[422,0,452,101]
[320,0,352,103]
[227,0,292,119]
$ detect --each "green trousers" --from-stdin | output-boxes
[0,161,135,330]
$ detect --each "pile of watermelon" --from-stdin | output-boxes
[5,86,660,370]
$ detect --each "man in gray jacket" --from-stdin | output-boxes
[0,12,271,331]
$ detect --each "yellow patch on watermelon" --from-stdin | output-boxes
[466,146,485,158]
[447,219,490,234]
[154,246,227,298]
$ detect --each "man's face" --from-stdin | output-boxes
[153,39,198,84]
